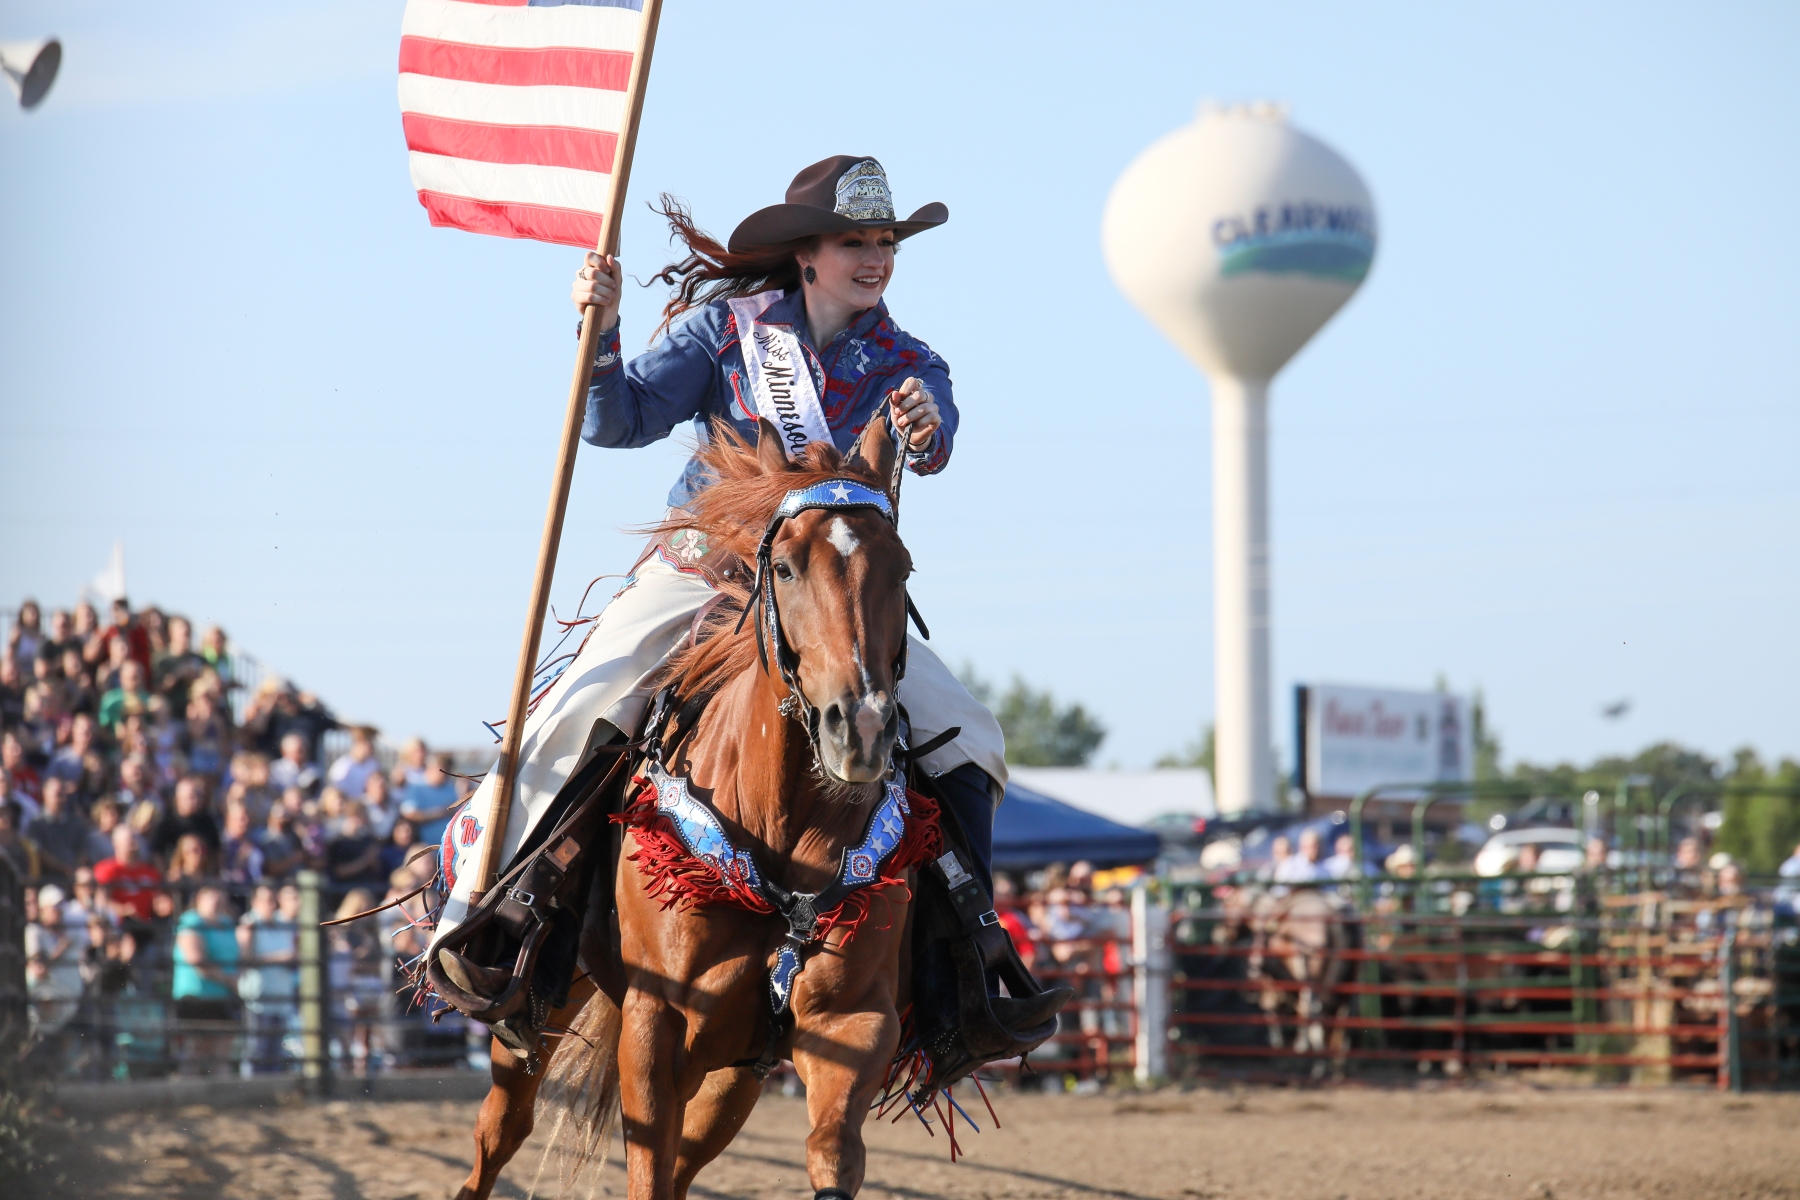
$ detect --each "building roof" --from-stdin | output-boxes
[1005,768,1216,828]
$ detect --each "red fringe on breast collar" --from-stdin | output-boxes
[615,774,942,947]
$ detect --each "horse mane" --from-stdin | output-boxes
[649,419,898,711]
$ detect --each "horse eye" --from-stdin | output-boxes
[772,562,794,582]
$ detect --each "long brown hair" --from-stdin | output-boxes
[646,194,816,338]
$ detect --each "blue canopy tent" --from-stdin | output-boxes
[992,781,1163,870]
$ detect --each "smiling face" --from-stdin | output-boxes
[797,227,898,315]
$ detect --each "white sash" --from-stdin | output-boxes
[727,291,833,459]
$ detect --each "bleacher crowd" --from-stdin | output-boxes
[3,595,475,1078]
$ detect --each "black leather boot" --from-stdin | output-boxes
[911,766,1074,1098]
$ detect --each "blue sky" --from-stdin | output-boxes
[2,1,1795,771]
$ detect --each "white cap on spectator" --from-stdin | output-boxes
[37,884,66,908]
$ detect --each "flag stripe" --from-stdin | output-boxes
[399,74,626,132]
[400,36,631,91]
[419,191,604,248]
[403,112,617,172]
[402,0,640,52]
[409,150,610,212]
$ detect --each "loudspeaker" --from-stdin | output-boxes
[0,37,61,111]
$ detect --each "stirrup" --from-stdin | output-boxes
[914,850,1074,1098]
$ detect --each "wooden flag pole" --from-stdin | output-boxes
[469,0,664,902]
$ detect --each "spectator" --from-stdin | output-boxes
[219,801,265,883]
[1274,829,1326,884]
[84,797,127,865]
[327,727,381,803]
[94,824,166,928]
[238,883,300,1073]
[1780,841,1800,880]
[7,598,44,667]
[95,597,152,676]
[269,732,321,796]
[98,660,156,734]
[71,600,100,662]
[1584,836,1610,873]
[197,624,232,685]
[1258,835,1293,883]
[2,729,41,798]
[401,753,462,847]
[362,771,398,839]
[1,764,42,829]
[25,777,89,882]
[224,751,276,825]
[993,874,1035,969]
[1674,836,1705,872]
[257,805,308,880]
[114,755,162,818]
[1322,833,1358,880]
[326,803,386,887]
[60,647,98,717]
[152,616,208,712]
[392,736,429,790]
[41,608,76,663]
[183,683,234,781]
[1514,843,1541,875]
[316,786,351,839]
[33,883,89,1004]
[27,952,79,1040]
[330,888,388,1076]
[1385,843,1418,878]
[0,802,39,880]
[277,785,326,860]
[0,654,26,729]
[97,631,134,694]
[151,776,221,861]
[48,712,109,804]
[165,833,218,888]
[171,884,240,1075]
[380,818,420,881]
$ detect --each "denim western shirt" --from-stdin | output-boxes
[581,289,956,508]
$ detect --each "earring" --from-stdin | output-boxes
[802,265,817,284]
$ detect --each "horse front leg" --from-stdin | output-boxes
[791,1009,899,1198]
[619,993,687,1200]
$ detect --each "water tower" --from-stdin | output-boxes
[1103,102,1376,815]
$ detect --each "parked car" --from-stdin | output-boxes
[1474,827,1584,877]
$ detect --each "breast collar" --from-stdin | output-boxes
[636,750,918,1017]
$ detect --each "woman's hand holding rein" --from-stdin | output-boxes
[573,252,623,331]
[890,376,940,450]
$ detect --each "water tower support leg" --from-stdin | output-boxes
[1211,375,1274,815]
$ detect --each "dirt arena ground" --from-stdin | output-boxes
[41,1084,1800,1200]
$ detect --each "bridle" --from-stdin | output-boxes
[732,409,928,758]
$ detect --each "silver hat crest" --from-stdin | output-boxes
[833,160,896,223]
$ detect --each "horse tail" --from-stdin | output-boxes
[528,990,624,1200]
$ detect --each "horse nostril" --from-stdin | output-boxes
[822,702,846,734]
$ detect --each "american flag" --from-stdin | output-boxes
[398,0,648,249]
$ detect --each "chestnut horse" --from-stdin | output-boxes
[453,415,926,1200]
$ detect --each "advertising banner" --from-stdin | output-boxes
[1299,684,1471,799]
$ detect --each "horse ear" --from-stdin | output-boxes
[846,414,897,491]
[755,418,792,474]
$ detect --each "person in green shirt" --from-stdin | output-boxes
[173,884,241,1075]
[97,660,156,734]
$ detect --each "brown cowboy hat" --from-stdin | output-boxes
[727,155,948,253]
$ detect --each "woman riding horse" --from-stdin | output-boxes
[431,157,1065,1073]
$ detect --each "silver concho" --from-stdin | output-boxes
[834,160,895,222]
